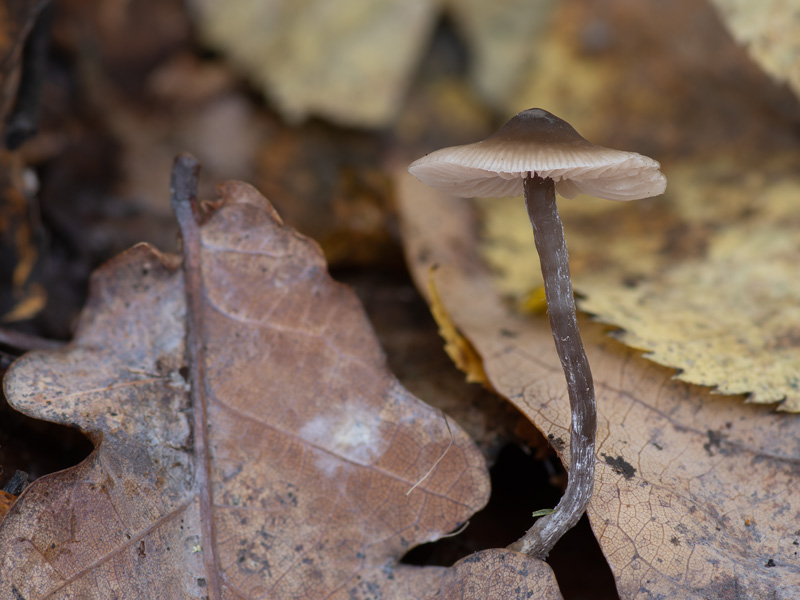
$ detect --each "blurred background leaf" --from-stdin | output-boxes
[188,0,560,128]
[710,0,800,101]
[189,0,438,127]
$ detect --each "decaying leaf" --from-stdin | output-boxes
[435,549,564,598]
[709,0,800,101]
[509,0,800,157]
[0,150,46,324]
[397,171,800,600]
[0,0,49,125]
[0,490,15,521]
[0,2,49,325]
[0,172,565,598]
[475,192,671,299]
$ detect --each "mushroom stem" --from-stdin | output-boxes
[512,173,597,559]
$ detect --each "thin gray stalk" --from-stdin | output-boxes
[509,173,597,559]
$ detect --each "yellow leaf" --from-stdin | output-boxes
[466,0,800,409]
[580,163,800,409]
[2,283,46,323]
[427,267,490,387]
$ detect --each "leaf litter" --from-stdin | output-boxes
[0,158,564,599]
[396,170,800,600]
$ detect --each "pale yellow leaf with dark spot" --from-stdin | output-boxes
[471,0,800,409]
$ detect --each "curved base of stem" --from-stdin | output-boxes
[508,174,597,559]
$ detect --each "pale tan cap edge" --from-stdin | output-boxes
[408,146,666,201]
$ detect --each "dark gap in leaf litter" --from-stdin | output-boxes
[422,14,471,80]
[0,362,93,488]
[401,443,619,600]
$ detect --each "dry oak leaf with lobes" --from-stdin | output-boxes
[396,171,800,600]
[0,165,564,599]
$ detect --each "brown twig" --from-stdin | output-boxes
[0,326,64,352]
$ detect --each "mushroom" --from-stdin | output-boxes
[408,108,666,558]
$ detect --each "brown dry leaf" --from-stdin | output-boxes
[0,0,48,325]
[0,176,563,598]
[1,282,46,322]
[0,490,15,521]
[0,150,46,324]
[257,124,401,268]
[349,273,530,469]
[436,549,563,598]
[397,171,800,600]
[709,0,800,101]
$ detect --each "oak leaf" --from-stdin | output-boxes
[397,172,800,600]
[0,170,563,598]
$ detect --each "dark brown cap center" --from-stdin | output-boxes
[486,108,594,147]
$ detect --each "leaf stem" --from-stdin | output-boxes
[509,173,597,558]
[171,154,223,600]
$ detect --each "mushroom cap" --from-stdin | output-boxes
[408,108,667,201]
